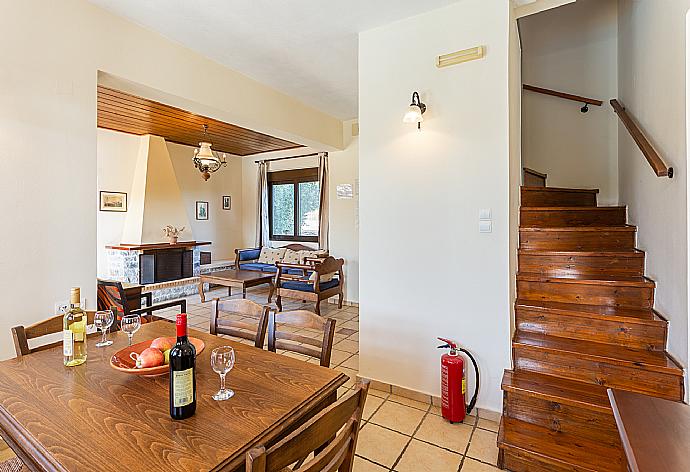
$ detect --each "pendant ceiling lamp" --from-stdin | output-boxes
[193,124,227,181]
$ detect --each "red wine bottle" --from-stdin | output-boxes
[169,313,196,420]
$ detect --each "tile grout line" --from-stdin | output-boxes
[387,402,432,471]
[457,413,479,471]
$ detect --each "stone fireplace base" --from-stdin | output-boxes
[106,241,237,302]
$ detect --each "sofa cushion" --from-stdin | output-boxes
[240,263,270,272]
[299,249,327,261]
[309,271,337,283]
[238,248,261,261]
[282,249,302,264]
[281,279,339,292]
[258,247,286,264]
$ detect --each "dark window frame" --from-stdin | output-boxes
[268,168,320,243]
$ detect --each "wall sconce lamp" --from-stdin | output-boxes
[403,92,426,130]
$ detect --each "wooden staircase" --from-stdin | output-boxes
[498,186,685,472]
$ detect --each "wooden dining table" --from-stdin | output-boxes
[0,320,348,471]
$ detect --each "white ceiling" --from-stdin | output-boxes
[88,0,461,120]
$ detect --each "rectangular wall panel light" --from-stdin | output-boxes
[436,46,485,68]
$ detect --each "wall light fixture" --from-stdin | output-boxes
[402,92,426,130]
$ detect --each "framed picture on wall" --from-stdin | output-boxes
[222,195,231,210]
[196,201,209,220]
[99,191,127,212]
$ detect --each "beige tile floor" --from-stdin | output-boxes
[156,286,502,472]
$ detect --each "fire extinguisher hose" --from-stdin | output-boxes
[456,347,479,415]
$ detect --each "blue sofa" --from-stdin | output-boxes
[234,244,327,275]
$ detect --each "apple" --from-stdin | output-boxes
[163,349,171,365]
[135,347,165,368]
[150,337,174,352]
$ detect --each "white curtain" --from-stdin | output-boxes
[318,152,329,251]
[256,161,270,247]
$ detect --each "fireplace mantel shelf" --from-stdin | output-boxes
[106,241,211,251]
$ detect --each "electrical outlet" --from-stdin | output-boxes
[55,301,69,315]
[55,298,88,315]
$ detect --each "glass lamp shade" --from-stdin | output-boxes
[196,142,220,167]
[403,104,424,124]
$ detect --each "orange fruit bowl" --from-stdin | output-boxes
[110,337,205,376]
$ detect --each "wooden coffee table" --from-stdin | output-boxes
[198,269,275,303]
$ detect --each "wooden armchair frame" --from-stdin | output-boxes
[210,298,270,348]
[267,310,336,367]
[274,257,344,316]
[246,381,369,472]
[97,279,186,322]
[12,312,96,357]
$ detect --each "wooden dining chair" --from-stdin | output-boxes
[210,298,270,348]
[12,312,96,358]
[246,381,369,472]
[267,310,336,367]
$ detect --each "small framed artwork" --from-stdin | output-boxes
[99,191,127,212]
[196,201,209,220]
[222,195,231,210]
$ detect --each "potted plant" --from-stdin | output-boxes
[162,225,185,244]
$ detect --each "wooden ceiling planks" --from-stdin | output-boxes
[96,86,303,156]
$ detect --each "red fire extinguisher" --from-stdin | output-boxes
[437,337,479,423]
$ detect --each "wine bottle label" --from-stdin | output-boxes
[173,368,194,407]
[73,324,85,342]
[63,330,73,357]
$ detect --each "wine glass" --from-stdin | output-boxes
[121,314,141,346]
[94,310,114,347]
[211,346,235,401]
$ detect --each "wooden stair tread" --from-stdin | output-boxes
[521,206,626,211]
[522,186,599,194]
[520,225,636,232]
[518,249,644,257]
[517,272,655,287]
[499,417,626,472]
[515,299,662,323]
[502,370,611,412]
[513,332,682,374]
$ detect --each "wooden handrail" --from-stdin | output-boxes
[523,84,603,106]
[610,99,673,178]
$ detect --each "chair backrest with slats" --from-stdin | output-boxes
[12,312,96,357]
[246,381,369,472]
[210,298,269,348]
[267,310,336,367]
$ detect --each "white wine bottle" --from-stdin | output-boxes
[63,287,87,366]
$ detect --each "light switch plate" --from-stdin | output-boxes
[479,208,492,220]
[479,220,492,233]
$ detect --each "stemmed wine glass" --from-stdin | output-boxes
[94,309,115,347]
[211,346,235,401]
[121,314,141,346]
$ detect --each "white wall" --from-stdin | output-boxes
[240,125,360,304]
[521,0,619,204]
[0,0,341,360]
[328,121,360,304]
[97,130,244,276]
[359,0,512,412]
[618,0,690,399]
[97,129,141,275]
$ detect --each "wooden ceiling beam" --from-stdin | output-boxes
[96,85,303,156]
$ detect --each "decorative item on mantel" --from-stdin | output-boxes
[193,124,227,181]
[162,225,185,244]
